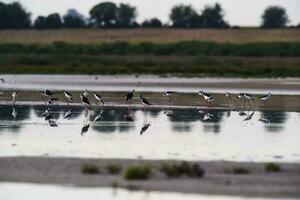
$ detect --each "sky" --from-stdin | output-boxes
[3,0,300,26]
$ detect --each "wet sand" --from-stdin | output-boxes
[1,75,300,94]
[0,90,300,111]
[1,157,300,198]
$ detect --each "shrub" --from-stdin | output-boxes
[124,165,152,180]
[265,163,281,172]
[232,166,250,174]
[81,163,100,174]
[107,164,122,174]
[160,162,205,178]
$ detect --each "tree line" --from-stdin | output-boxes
[0,1,298,30]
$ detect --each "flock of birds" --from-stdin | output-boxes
[1,86,272,135]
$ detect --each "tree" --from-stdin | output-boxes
[201,3,228,28]
[142,18,162,28]
[170,4,199,28]
[0,2,31,29]
[63,9,85,28]
[33,16,47,29]
[45,13,62,29]
[261,6,289,28]
[117,3,137,27]
[90,2,118,28]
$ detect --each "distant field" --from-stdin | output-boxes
[0,28,300,44]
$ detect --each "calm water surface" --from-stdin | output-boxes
[0,183,295,200]
[0,104,299,162]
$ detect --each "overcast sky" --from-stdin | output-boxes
[3,0,300,26]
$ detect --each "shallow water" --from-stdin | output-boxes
[0,183,295,200]
[0,104,299,162]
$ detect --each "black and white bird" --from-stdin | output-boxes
[64,109,72,119]
[64,90,73,103]
[225,92,231,98]
[140,123,151,135]
[198,91,214,103]
[140,95,151,106]
[48,97,59,105]
[162,91,175,103]
[93,92,104,105]
[259,93,271,102]
[80,94,91,106]
[125,89,135,102]
[243,93,255,102]
[12,90,17,105]
[84,89,89,97]
[41,89,54,98]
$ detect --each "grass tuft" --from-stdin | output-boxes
[265,163,281,172]
[81,163,100,175]
[124,165,152,180]
[106,163,122,175]
[232,166,250,175]
[160,162,205,178]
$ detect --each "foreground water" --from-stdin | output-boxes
[0,104,299,162]
[0,183,296,200]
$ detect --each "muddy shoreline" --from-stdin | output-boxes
[1,157,300,198]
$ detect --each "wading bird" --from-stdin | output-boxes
[162,91,175,104]
[125,89,134,102]
[259,93,271,105]
[198,91,214,103]
[48,97,59,105]
[64,90,73,104]
[12,90,17,105]
[80,94,91,107]
[93,92,104,106]
[140,95,151,107]
[84,89,89,97]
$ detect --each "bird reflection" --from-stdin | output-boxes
[12,107,17,119]
[258,118,270,124]
[125,114,134,121]
[226,110,231,118]
[81,124,90,136]
[48,119,58,127]
[140,123,150,135]
[244,111,255,121]
[94,110,103,122]
[164,110,174,117]
[203,113,213,121]
[64,109,72,119]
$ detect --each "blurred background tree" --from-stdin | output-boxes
[142,18,163,28]
[261,6,289,28]
[0,2,31,29]
[63,9,86,28]
[89,2,118,28]
[117,3,137,27]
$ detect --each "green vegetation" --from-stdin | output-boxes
[265,163,281,172]
[124,165,152,180]
[232,167,250,174]
[0,54,299,77]
[1,41,300,57]
[106,163,122,174]
[160,162,205,178]
[81,163,100,175]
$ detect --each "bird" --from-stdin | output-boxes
[81,124,90,136]
[140,123,151,135]
[80,94,91,106]
[41,89,54,98]
[162,91,175,104]
[64,90,73,103]
[84,89,89,97]
[198,91,214,103]
[243,93,255,102]
[259,93,271,105]
[244,112,255,121]
[140,95,151,106]
[125,89,135,102]
[94,110,103,122]
[12,107,17,118]
[48,97,59,105]
[64,109,72,119]
[12,91,17,105]
[93,92,104,105]
[225,92,231,98]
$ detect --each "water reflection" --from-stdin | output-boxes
[0,104,299,161]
